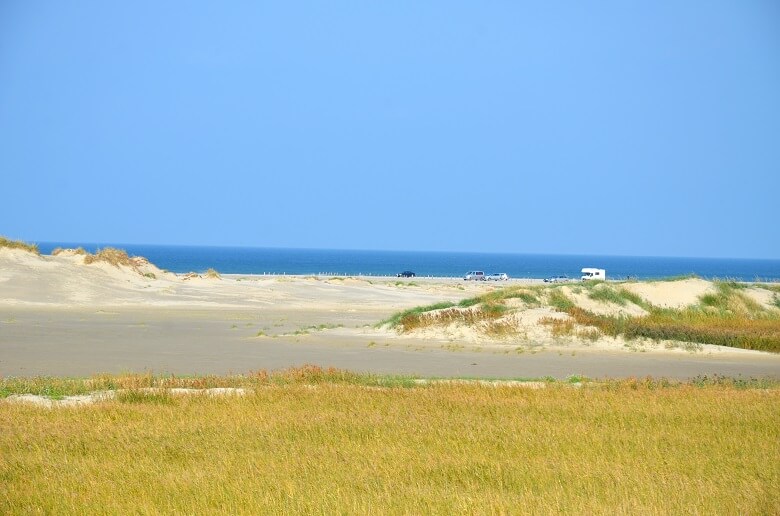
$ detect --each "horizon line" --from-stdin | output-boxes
[31,239,780,262]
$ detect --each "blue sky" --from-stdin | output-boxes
[1,2,778,258]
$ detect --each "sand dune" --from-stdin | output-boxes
[0,247,484,310]
[622,278,716,309]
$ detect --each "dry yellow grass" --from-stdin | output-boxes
[83,247,134,267]
[1,373,778,514]
[0,236,39,254]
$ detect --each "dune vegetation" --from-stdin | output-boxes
[82,247,135,267]
[0,236,39,255]
[51,246,87,256]
[1,368,778,514]
[384,280,780,353]
[205,267,221,279]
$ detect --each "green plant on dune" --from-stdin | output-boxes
[377,302,456,328]
[458,287,541,309]
[587,285,650,309]
[547,288,575,311]
[588,285,628,306]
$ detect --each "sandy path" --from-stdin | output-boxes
[2,307,779,379]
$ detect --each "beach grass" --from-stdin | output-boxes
[83,247,134,267]
[586,284,649,308]
[0,236,39,255]
[385,304,507,333]
[385,280,780,352]
[1,370,778,514]
[384,287,544,332]
[377,301,457,329]
[567,307,780,352]
[559,282,780,352]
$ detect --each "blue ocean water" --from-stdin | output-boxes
[35,242,780,281]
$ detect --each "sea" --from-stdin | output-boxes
[35,242,780,282]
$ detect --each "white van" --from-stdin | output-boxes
[464,271,486,281]
[581,268,606,281]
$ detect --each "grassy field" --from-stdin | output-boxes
[2,370,778,514]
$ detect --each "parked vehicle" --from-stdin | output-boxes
[487,273,508,281]
[581,268,606,281]
[464,271,486,281]
[396,271,416,278]
[544,275,569,283]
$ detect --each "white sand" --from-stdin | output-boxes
[0,248,483,311]
[622,278,715,309]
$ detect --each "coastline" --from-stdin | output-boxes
[32,242,780,281]
[1,246,779,379]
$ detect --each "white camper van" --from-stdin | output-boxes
[581,268,606,281]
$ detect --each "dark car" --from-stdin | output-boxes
[397,271,416,278]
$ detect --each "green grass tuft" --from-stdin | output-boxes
[588,286,628,306]
[378,302,457,328]
[548,289,575,312]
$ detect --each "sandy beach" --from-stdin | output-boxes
[1,247,779,379]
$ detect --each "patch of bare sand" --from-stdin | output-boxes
[622,278,715,309]
[744,286,779,311]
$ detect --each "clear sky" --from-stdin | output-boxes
[1,2,778,258]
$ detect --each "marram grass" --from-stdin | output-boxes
[83,247,134,267]
[1,371,778,514]
[386,281,780,352]
[0,236,39,255]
